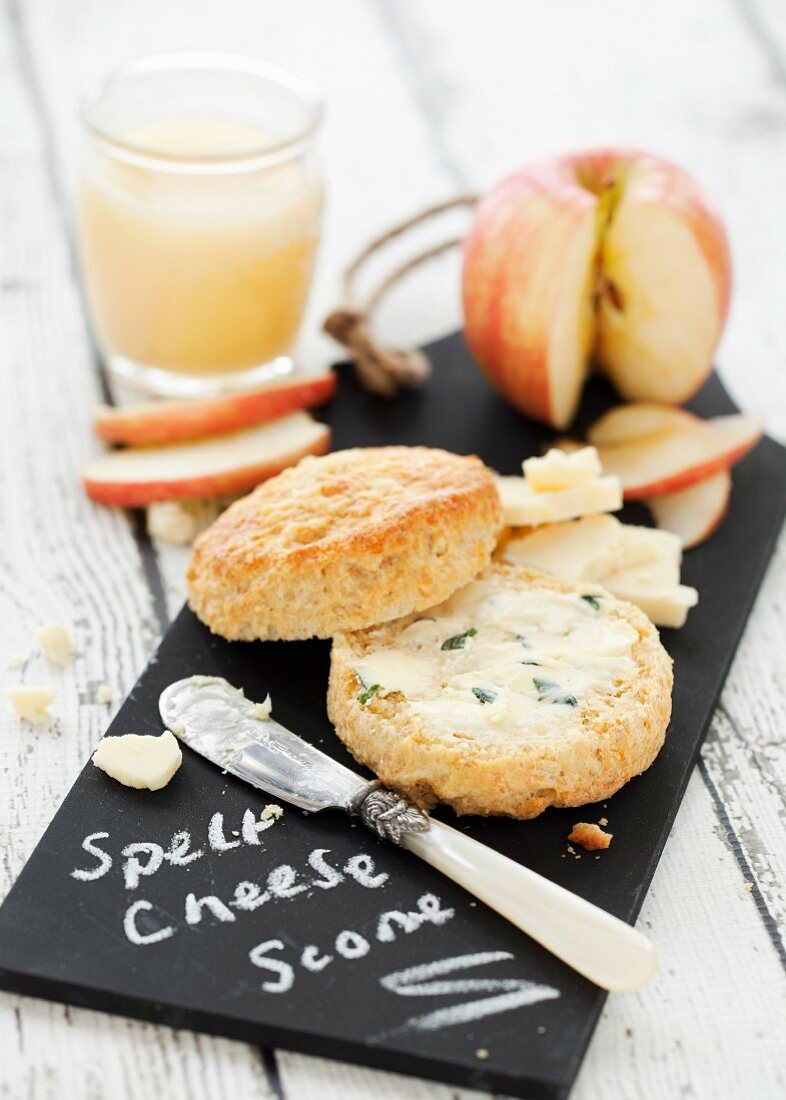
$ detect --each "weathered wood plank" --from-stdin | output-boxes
[2,1,785,1098]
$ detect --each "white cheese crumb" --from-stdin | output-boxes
[6,685,56,724]
[92,730,182,791]
[97,684,113,705]
[36,623,72,667]
[146,499,220,545]
[252,695,272,720]
[475,1048,489,1060]
[260,803,284,822]
[7,653,25,670]
[599,816,608,827]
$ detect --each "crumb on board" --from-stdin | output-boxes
[744,881,754,892]
[475,1048,489,1060]
[599,816,608,827]
[36,622,72,667]
[537,1026,546,1035]
[97,684,113,705]
[6,685,55,724]
[260,803,284,822]
[569,822,613,851]
[231,830,240,837]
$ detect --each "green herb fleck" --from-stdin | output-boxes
[581,594,600,610]
[533,677,577,707]
[521,660,540,666]
[441,627,478,651]
[357,684,381,705]
[516,634,529,646]
[472,686,497,705]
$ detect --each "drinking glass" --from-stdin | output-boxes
[78,53,324,395]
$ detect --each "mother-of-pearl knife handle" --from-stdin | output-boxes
[401,816,657,992]
[349,782,656,991]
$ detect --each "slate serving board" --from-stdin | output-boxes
[1,332,784,1100]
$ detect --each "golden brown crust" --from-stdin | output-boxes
[187,446,501,641]
[328,564,673,819]
[568,822,613,850]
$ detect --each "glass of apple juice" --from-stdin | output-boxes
[78,53,324,395]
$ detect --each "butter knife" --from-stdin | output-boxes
[159,675,657,992]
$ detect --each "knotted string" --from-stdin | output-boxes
[323,194,479,396]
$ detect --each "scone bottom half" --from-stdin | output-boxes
[328,564,673,820]
[187,445,503,641]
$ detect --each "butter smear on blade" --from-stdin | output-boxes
[496,446,622,527]
[92,730,182,790]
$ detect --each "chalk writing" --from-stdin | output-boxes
[123,900,176,946]
[70,832,112,881]
[380,952,560,1031]
[246,893,456,993]
[69,812,561,1035]
[69,807,284,888]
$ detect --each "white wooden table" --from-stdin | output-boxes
[2,2,785,1097]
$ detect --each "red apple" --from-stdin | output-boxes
[94,372,336,446]
[595,413,761,499]
[83,412,330,506]
[462,149,732,428]
[646,470,732,548]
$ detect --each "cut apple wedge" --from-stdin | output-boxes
[94,372,336,446]
[587,402,699,446]
[463,149,732,428]
[646,469,731,549]
[83,412,330,506]
[595,413,762,499]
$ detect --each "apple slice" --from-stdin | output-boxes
[94,372,336,446]
[587,402,699,446]
[83,412,330,506]
[595,413,762,499]
[646,470,731,549]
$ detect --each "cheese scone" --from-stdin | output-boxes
[188,446,501,641]
[328,564,672,818]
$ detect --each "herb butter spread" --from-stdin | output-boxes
[354,576,639,736]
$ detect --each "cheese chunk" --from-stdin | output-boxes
[496,474,622,527]
[608,583,698,629]
[523,446,602,491]
[502,515,697,628]
[36,622,72,666]
[147,499,220,546]
[92,730,182,790]
[6,685,55,724]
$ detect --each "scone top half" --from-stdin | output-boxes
[188,446,502,641]
[329,564,673,819]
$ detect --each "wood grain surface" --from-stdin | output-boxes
[0,2,784,1098]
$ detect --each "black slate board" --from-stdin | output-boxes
[1,333,784,1100]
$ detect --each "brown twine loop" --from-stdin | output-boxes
[323,194,479,396]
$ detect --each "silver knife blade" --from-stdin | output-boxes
[159,675,369,813]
